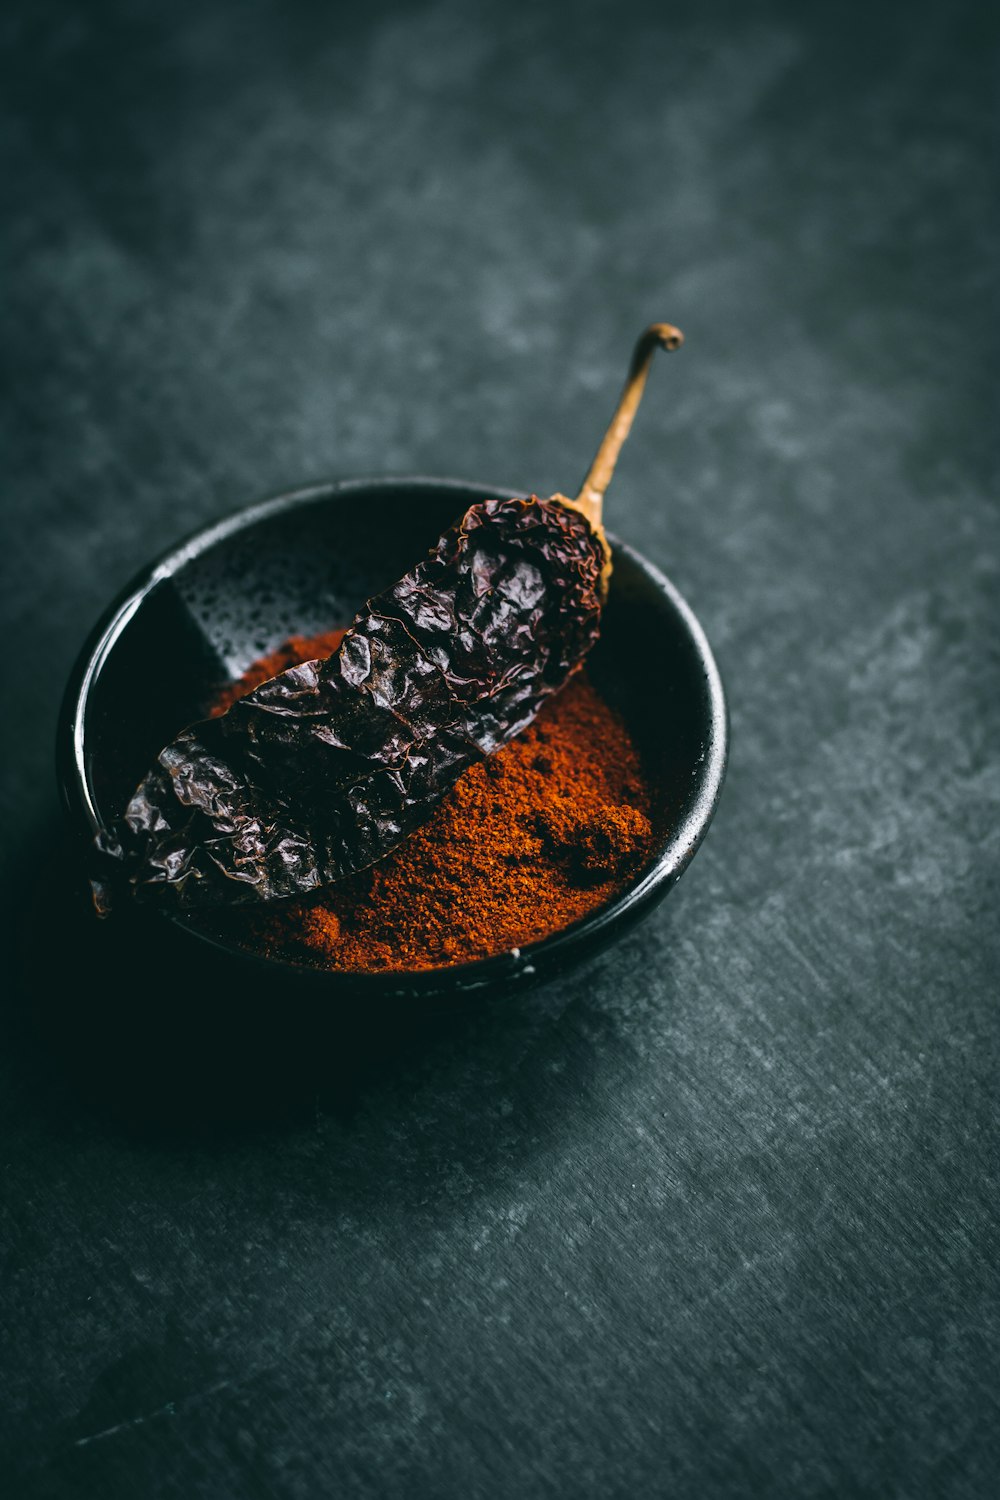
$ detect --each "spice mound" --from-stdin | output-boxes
[211,632,655,972]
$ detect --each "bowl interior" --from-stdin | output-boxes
[63,479,725,992]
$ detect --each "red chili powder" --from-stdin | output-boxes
[210,631,655,971]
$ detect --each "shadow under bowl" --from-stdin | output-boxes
[58,478,728,1006]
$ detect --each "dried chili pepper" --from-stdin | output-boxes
[94,324,683,912]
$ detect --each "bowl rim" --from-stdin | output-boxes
[58,476,729,995]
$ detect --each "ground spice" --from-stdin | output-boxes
[209,630,655,971]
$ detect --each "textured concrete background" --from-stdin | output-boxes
[2,1,997,1496]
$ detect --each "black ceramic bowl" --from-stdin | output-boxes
[58,478,727,1004]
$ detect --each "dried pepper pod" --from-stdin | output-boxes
[94,323,683,911]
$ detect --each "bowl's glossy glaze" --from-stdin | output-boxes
[58,479,727,1004]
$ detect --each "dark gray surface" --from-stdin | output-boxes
[2,1,997,1496]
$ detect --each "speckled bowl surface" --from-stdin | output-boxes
[58,478,727,1004]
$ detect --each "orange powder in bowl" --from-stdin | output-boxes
[210,631,655,972]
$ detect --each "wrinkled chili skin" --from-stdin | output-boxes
[96,496,605,910]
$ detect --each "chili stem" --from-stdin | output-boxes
[574,323,684,528]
